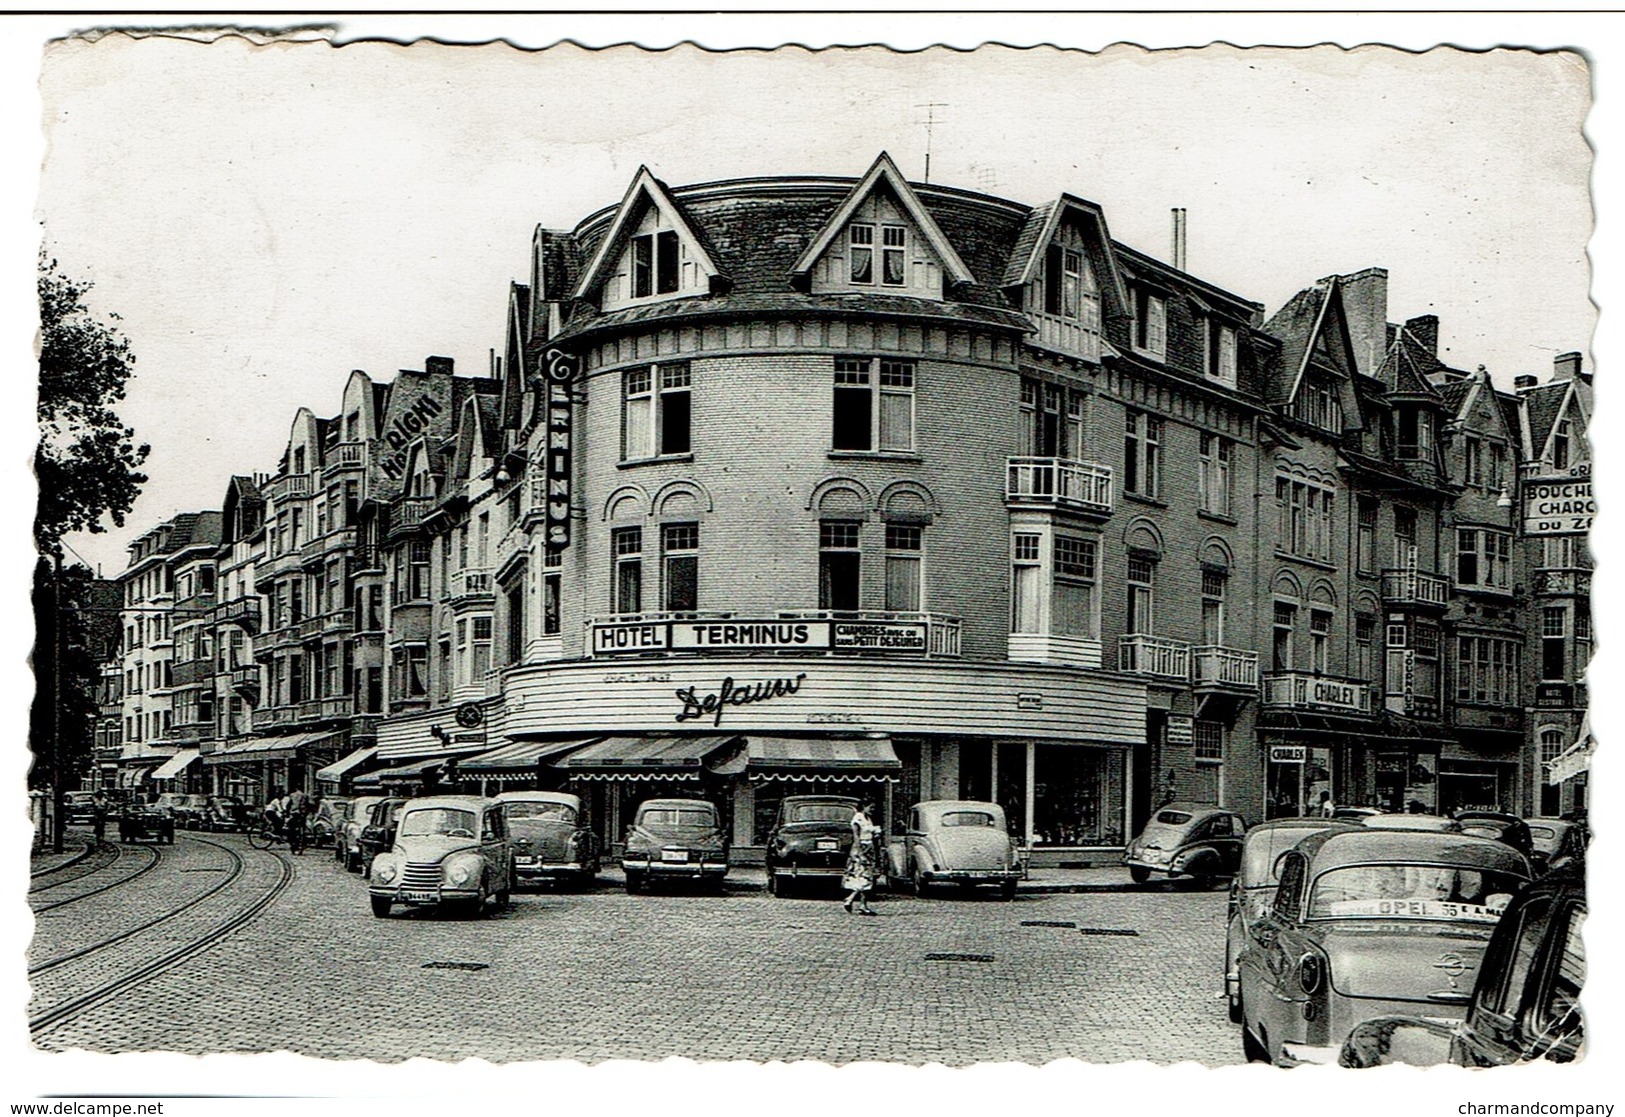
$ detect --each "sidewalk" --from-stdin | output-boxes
[29,835,97,875]
[600,863,1151,895]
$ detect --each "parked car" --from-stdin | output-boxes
[358,798,407,878]
[1236,827,1531,1065]
[1337,873,1586,1067]
[118,800,176,844]
[1360,813,1462,833]
[764,794,859,896]
[903,800,1023,899]
[64,791,101,825]
[621,798,729,893]
[1224,817,1357,1022]
[205,795,247,831]
[337,795,390,871]
[368,795,512,918]
[308,796,347,848]
[1452,810,1534,861]
[496,790,601,889]
[154,792,210,829]
[1331,806,1383,822]
[1124,803,1246,889]
[1524,816,1587,876]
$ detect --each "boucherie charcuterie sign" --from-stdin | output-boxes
[1523,474,1595,536]
[590,617,928,657]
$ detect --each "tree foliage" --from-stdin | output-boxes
[36,252,149,554]
[30,559,105,792]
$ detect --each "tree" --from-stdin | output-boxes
[29,560,103,795]
[36,252,149,553]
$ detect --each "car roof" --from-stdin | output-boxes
[1291,828,1531,875]
[915,800,1005,816]
[1150,803,1242,821]
[638,798,715,809]
[495,790,580,806]
[1524,817,1575,829]
[400,795,495,811]
[1243,818,1355,840]
[782,794,859,803]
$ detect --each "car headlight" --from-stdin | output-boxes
[1170,853,1188,871]
[1299,952,1326,995]
[374,860,397,883]
[445,860,474,886]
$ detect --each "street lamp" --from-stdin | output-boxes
[1497,486,1513,509]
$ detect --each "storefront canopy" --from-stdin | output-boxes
[351,757,448,789]
[458,737,602,779]
[1546,716,1593,785]
[150,749,200,781]
[1257,710,1454,748]
[744,736,900,782]
[203,730,345,766]
[555,735,742,781]
[314,746,378,785]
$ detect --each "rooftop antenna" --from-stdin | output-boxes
[916,102,948,183]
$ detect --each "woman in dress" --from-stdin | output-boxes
[842,801,881,915]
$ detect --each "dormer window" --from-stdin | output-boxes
[1397,408,1433,461]
[1207,322,1237,386]
[632,230,680,299]
[1293,375,1343,434]
[1134,289,1167,360]
[849,223,908,287]
[1553,419,1571,471]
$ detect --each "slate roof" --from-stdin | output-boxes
[1434,377,1474,418]
[1260,282,1329,406]
[1521,380,1571,460]
[1379,327,1445,400]
[474,394,503,460]
[1000,201,1057,287]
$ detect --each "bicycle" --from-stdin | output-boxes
[246,816,314,853]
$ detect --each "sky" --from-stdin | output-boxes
[30,23,1595,578]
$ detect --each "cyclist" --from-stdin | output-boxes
[284,788,310,855]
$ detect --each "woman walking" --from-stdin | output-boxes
[842,801,881,915]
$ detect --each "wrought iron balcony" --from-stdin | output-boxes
[1262,671,1376,715]
[1006,457,1114,515]
[212,596,262,633]
[1381,568,1450,608]
[1117,634,1192,681]
[448,568,494,603]
[1192,646,1260,690]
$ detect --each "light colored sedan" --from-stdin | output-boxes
[902,800,1023,900]
[336,795,390,872]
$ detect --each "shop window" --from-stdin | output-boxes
[611,527,643,615]
[1126,551,1156,636]
[622,363,691,461]
[884,524,922,612]
[662,522,700,613]
[1542,607,1567,680]
[832,357,914,452]
[819,520,862,612]
[1123,410,1162,498]
[1198,433,1232,516]
[1031,744,1113,847]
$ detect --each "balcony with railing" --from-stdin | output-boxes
[269,472,312,503]
[1192,646,1260,690]
[298,615,325,641]
[448,568,494,605]
[1006,457,1114,516]
[390,495,437,535]
[1117,634,1192,681]
[1027,312,1103,364]
[298,699,324,722]
[1381,568,1450,609]
[1262,671,1376,715]
[171,659,212,688]
[251,705,299,731]
[229,665,261,696]
[327,441,364,471]
[212,596,262,633]
[320,695,353,719]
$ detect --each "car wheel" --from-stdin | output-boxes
[624,872,642,895]
[495,883,510,908]
[370,896,392,918]
[1129,865,1151,885]
[999,880,1017,901]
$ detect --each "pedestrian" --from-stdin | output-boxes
[264,787,286,840]
[1317,790,1335,818]
[842,801,881,915]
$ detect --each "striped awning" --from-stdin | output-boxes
[203,730,344,765]
[555,735,743,781]
[747,736,900,771]
[459,737,601,777]
[150,749,200,780]
[315,746,378,784]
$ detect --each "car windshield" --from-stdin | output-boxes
[788,802,855,823]
[640,808,715,828]
[398,808,478,838]
[1308,864,1525,923]
[1242,827,1325,885]
[1154,810,1193,826]
[505,801,577,823]
[941,811,997,828]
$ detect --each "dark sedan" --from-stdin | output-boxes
[118,801,175,844]
[765,794,859,897]
[1125,804,1246,889]
[1453,810,1534,861]
[357,797,405,878]
[1525,817,1587,876]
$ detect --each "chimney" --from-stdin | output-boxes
[425,356,454,377]
[1405,314,1439,356]
[1338,268,1388,381]
[1170,208,1187,272]
[1553,352,1583,383]
[1514,374,1539,391]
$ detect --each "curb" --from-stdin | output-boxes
[29,837,99,877]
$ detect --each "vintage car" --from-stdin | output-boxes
[64,791,102,825]
[1224,817,1358,1022]
[154,792,210,830]
[368,795,512,918]
[1331,806,1383,823]
[336,795,390,871]
[1525,817,1587,876]
[308,796,346,847]
[622,798,729,893]
[1453,810,1534,860]
[118,800,176,844]
[205,795,248,831]
[1338,873,1585,1067]
[1360,813,1463,833]
[496,790,601,888]
[1124,803,1246,889]
[764,794,859,896]
[903,800,1023,899]
[358,798,407,878]
[1237,828,1531,1065]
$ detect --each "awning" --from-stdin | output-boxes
[203,730,345,766]
[1546,715,1593,785]
[314,746,378,784]
[1257,710,1454,749]
[745,736,901,783]
[151,749,200,780]
[458,737,602,779]
[555,735,743,781]
[119,767,149,787]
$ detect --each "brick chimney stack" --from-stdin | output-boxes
[1404,314,1440,356]
[425,356,455,377]
[1338,268,1389,381]
[1553,352,1583,383]
[1514,374,1539,390]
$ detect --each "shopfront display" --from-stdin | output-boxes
[1264,744,1333,819]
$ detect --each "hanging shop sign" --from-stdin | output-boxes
[1269,745,1306,764]
[1523,476,1595,536]
[591,617,929,657]
[542,348,576,549]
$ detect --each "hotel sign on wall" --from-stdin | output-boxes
[591,618,929,657]
[1523,467,1594,536]
[542,348,576,549]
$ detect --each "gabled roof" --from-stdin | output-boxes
[1521,379,1576,464]
[999,193,1131,319]
[1435,377,1474,419]
[1378,326,1445,402]
[572,165,726,300]
[789,152,975,286]
[501,281,530,430]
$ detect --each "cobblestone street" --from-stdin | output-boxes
[32,831,1241,1065]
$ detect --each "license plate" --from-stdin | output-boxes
[660,850,689,863]
[516,856,538,865]
[401,890,438,903]
[815,839,838,851]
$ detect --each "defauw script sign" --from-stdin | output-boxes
[591,618,928,656]
[1524,470,1594,536]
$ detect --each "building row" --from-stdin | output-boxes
[91,153,1593,862]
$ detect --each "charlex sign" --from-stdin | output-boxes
[1523,466,1594,536]
[542,348,575,549]
[590,617,929,657]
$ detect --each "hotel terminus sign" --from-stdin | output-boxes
[591,617,929,656]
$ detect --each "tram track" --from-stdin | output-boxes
[28,840,116,891]
[29,842,164,914]
[28,835,295,1037]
